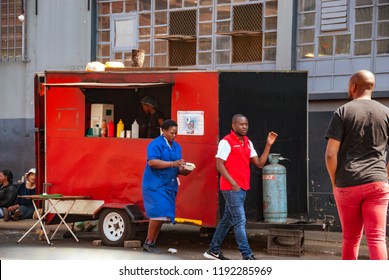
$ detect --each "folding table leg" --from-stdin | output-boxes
[17,200,56,245]
[49,199,80,242]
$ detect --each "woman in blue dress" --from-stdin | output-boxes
[142,119,193,253]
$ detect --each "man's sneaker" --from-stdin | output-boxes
[243,255,257,260]
[12,209,22,221]
[203,249,229,260]
[143,242,162,254]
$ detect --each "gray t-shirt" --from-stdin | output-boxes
[325,99,389,187]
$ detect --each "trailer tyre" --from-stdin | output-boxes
[99,208,136,246]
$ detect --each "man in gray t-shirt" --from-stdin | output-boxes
[325,70,389,260]
[325,99,389,187]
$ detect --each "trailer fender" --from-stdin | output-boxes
[95,203,148,223]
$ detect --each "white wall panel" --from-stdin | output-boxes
[261,63,277,71]
[334,59,352,74]
[313,76,333,92]
[315,60,334,75]
[308,76,314,92]
[231,64,248,70]
[352,57,373,72]
[333,75,349,92]
[297,61,315,73]
[0,64,27,117]
[375,56,389,73]
[215,65,232,70]
[375,73,389,89]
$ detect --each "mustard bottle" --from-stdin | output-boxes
[116,119,124,138]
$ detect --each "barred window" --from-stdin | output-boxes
[96,0,276,68]
[231,3,263,63]
[168,9,197,66]
[97,1,141,66]
[216,1,277,64]
[0,0,26,62]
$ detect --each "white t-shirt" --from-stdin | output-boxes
[215,139,258,160]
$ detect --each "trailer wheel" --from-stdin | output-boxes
[98,208,136,246]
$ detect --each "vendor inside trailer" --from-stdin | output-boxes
[140,95,166,138]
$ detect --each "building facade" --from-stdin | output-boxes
[1,0,388,228]
[0,0,92,179]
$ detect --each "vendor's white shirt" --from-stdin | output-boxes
[215,139,258,160]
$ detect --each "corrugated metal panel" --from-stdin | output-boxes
[321,0,348,31]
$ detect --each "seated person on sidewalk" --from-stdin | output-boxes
[6,168,36,221]
[0,169,18,220]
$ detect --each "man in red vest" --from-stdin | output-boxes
[204,114,278,260]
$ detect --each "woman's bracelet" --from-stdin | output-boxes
[171,161,174,168]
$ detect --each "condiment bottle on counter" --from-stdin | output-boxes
[101,120,107,137]
[107,120,114,137]
[93,124,100,136]
[116,119,124,138]
[131,120,139,138]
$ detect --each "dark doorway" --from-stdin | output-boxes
[218,71,308,221]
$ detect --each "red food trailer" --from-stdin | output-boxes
[34,69,330,247]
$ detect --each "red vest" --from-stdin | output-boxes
[220,131,252,191]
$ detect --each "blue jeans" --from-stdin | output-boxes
[209,189,252,258]
[18,205,35,219]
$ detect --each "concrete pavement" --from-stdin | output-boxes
[1,218,387,260]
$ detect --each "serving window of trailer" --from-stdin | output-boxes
[83,83,172,139]
[46,82,172,139]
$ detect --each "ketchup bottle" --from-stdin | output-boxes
[107,120,114,137]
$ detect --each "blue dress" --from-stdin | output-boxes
[142,135,182,223]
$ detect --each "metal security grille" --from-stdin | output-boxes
[232,35,262,63]
[233,3,262,31]
[169,40,196,66]
[0,0,25,61]
[232,3,263,63]
[168,9,197,66]
[169,10,196,36]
